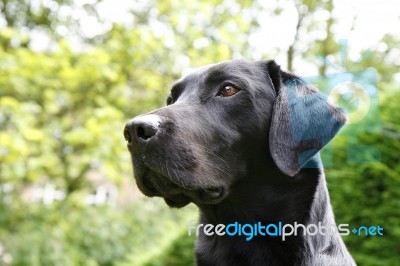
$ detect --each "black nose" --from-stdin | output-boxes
[124,114,160,143]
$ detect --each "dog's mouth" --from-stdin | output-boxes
[134,161,225,208]
[138,168,191,208]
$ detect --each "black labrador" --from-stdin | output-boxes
[124,60,356,266]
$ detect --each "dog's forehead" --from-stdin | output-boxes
[192,59,254,78]
[175,59,257,86]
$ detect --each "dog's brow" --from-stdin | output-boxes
[204,69,246,89]
[171,81,181,92]
[204,70,230,85]
[170,81,185,98]
[204,70,230,84]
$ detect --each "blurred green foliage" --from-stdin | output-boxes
[0,0,399,265]
[0,196,197,265]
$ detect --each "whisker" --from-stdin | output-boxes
[201,149,229,166]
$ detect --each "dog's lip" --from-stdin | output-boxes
[164,194,191,208]
[142,160,194,190]
[136,164,185,198]
[138,170,191,208]
[194,186,225,205]
[134,167,160,197]
[142,176,159,196]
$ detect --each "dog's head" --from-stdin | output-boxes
[124,59,346,208]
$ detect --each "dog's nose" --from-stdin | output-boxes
[124,114,160,143]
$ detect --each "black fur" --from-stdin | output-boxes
[124,59,356,266]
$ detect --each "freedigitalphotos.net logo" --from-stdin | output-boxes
[188,220,384,241]
[291,39,381,167]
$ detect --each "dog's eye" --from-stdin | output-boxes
[167,95,174,105]
[219,85,239,97]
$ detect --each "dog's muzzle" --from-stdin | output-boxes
[124,113,225,207]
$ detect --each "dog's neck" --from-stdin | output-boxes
[195,157,345,265]
[198,161,331,226]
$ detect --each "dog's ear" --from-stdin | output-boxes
[265,60,347,177]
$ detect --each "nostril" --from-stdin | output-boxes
[137,126,145,140]
[136,124,157,141]
[123,126,131,142]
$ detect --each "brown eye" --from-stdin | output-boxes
[219,85,239,97]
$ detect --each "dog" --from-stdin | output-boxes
[124,59,356,266]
